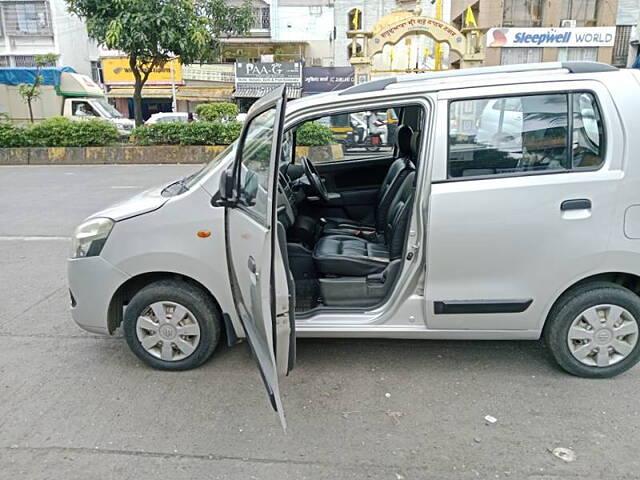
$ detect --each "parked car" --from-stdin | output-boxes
[144,112,192,125]
[69,62,640,427]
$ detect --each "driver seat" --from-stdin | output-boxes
[321,125,415,236]
[313,172,416,276]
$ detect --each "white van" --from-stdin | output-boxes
[68,62,640,424]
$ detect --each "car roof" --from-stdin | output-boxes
[286,62,622,115]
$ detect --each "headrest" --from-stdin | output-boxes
[396,125,413,158]
[410,131,421,161]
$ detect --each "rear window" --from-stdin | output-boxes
[448,92,604,179]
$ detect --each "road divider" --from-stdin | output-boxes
[0,145,228,165]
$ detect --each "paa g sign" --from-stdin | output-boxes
[487,27,615,48]
[235,62,302,86]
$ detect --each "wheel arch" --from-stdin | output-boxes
[541,271,640,337]
[107,271,233,340]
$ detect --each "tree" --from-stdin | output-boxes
[18,53,59,123]
[66,0,254,126]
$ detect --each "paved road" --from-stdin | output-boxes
[1,165,640,479]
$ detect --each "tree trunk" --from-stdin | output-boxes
[133,79,144,127]
[27,100,34,123]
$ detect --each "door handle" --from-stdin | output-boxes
[561,199,591,211]
[247,255,257,274]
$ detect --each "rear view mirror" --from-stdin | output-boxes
[215,168,236,206]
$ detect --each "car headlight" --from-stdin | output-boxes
[70,217,114,259]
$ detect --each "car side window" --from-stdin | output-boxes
[572,92,604,170]
[73,101,98,117]
[293,108,396,164]
[237,108,276,222]
[448,91,606,179]
[448,93,569,178]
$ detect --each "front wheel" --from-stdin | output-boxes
[545,282,640,378]
[123,280,221,371]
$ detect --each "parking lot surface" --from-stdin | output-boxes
[1,165,640,479]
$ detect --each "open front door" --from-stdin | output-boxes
[223,85,294,429]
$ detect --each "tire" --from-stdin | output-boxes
[123,280,221,371]
[544,281,640,378]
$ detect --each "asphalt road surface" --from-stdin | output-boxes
[1,165,640,479]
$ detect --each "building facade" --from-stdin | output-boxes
[613,0,640,67]
[451,0,619,66]
[333,0,452,69]
[0,0,98,75]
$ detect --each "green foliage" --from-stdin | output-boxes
[65,0,254,124]
[66,0,253,62]
[131,121,241,146]
[195,102,239,122]
[28,117,120,147]
[18,83,41,103]
[34,53,59,67]
[296,121,333,146]
[0,122,30,147]
[0,117,119,147]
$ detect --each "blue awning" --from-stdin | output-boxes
[0,67,76,86]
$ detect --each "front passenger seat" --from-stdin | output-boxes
[322,125,415,236]
[313,172,416,277]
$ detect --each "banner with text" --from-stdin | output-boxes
[486,27,616,48]
[303,67,354,93]
[102,57,183,85]
[235,62,302,86]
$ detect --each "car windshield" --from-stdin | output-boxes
[91,98,123,119]
[183,142,237,189]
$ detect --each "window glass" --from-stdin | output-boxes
[238,108,276,221]
[500,47,542,65]
[4,2,52,35]
[503,0,543,26]
[72,101,98,117]
[561,0,599,26]
[294,108,396,163]
[448,94,569,178]
[572,92,604,169]
[92,98,123,119]
[557,47,598,62]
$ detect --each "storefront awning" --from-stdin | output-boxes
[106,86,174,98]
[176,87,233,102]
[233,85,302,99]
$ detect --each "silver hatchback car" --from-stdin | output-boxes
[68,62,640,424]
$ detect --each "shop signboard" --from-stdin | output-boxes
[234,62,302,86]
[302,67,354,93]
[102,57,183,85]
[486,27,616,48]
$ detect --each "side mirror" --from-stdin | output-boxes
[215,168,236,207]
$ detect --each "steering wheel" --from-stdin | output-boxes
[300,156,330,202]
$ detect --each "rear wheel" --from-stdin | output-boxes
[545,282,640,378]
[123,280,221,371]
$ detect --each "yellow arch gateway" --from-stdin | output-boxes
[368,13,466,57]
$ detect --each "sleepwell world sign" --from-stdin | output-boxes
[487,27,616,48]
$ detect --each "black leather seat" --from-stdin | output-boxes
[313,172,416,276]
[322,125,415,235]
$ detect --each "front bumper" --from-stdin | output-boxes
[68,255,130,335]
